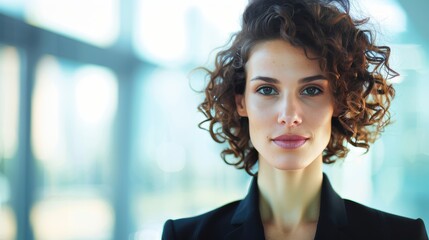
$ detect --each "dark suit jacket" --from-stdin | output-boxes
[162,174,428,240]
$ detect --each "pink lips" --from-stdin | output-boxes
[272,135,308,149]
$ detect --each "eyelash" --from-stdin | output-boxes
[256,85,323,96]
[301,86,323,96]
[256,86,278,95]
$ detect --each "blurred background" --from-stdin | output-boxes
[0,0,428,239]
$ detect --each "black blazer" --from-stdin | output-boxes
[162,174,428,240]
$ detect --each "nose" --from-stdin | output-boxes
[277,95,302,127]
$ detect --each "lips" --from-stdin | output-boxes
[272,135,309,149]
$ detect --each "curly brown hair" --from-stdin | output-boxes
[198,0,397,175]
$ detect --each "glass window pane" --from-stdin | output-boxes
[0,45,20,240]
[130,68,249,238]
[30,55,118,240]
[133,0,247,67]
[0,0,24,18]
[25,0,120,47]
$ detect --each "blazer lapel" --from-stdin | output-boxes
[225,177,265,240]
[314,174,354,240]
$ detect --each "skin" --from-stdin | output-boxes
[235,39,336,240]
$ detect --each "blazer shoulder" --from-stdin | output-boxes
[162,200,241,240]
[344,199,428,240]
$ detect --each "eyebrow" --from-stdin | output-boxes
[250,74,328,83]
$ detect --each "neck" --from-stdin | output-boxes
[257,155,323,230]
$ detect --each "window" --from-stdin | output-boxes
[25,0,120,47]
[30,56,117,240]
[129,67,249,239]
[0,45,20,240]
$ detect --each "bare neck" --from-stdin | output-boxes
[257,156,323,230]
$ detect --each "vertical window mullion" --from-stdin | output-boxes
[14,46,38,240]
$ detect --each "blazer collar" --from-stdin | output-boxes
[314,173,351,240]
[226,173,353,240]
[227,176,265,239]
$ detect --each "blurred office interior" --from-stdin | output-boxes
[0,0,428,239]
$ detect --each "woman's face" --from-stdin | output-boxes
[235,39,335,171]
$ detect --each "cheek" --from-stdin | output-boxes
[306,105,334,135]
[245,100,276,142]
[245,95,276,121]
[247,107,277,134]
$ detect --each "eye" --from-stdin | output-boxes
[301,86,322,96]
[257,86,278,95]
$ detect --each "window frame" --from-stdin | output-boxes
[0,6,145,238]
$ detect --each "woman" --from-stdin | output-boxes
[162,0,428,239]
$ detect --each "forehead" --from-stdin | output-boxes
[245,39,323,78]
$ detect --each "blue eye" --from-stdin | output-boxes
[257,86,278,95]
[301,86,322,96]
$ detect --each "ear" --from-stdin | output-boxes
[235,94,248,117]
